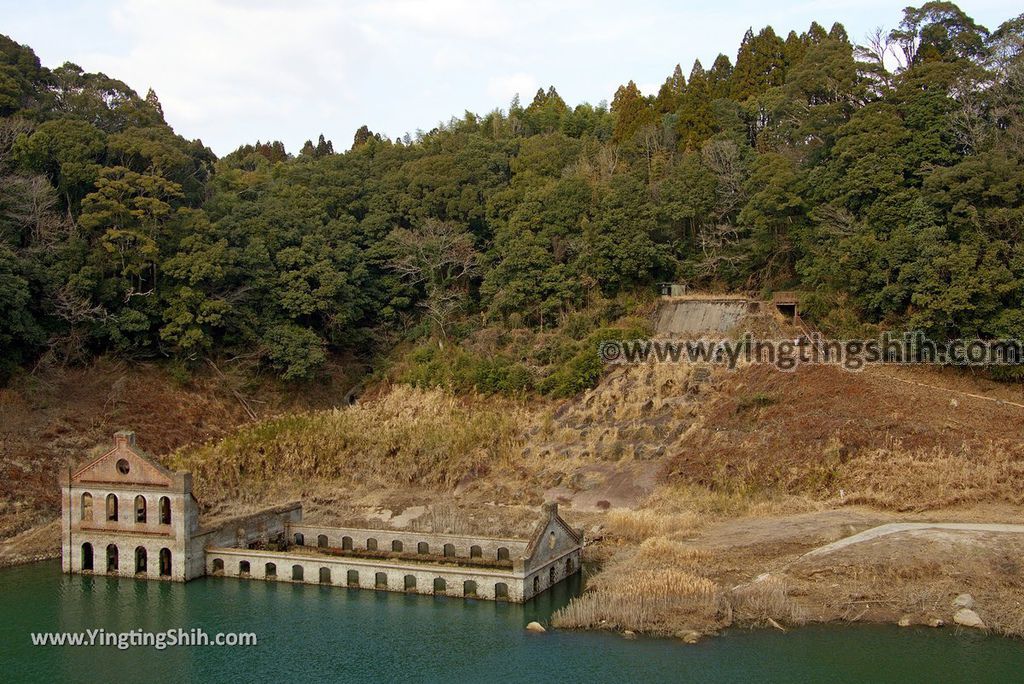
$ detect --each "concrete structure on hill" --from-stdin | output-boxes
[61,431,582,602]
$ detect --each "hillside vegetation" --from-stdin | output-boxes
[1,3,1023,389]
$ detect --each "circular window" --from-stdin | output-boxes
[116,459,130,475]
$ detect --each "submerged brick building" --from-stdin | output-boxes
[61,431,582,602]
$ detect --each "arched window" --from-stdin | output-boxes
[366,537,378,551]
[495,582,509,600]
[417,542,429,555]
[134,495,147,523]
[533,576,540,593]
[81,493,93,521]
[239,560,251,576]
[374,572,387,588]
[347,570,359,587]
[548,531,556,550]
[549,566,556,584]
[317,534,328,548]
[470,545,482,558]
[106,544,118,572]
[497,547,510,561]
[265,562,277,578]
[443,543,455,557]
[159,496,171,525]
[391,540,403,553]
[212,558,224,574]
[292,565,304,581]
[293,533,305,546]
[106,494,118,522]
[463,580,477,597]
[433,577,447,593]
[566,556,574,574]
[81,542,93,571]
[342,536,353,551]
[135,546,147,574]
[319,567,331,584]
[159,548,172,576]
[404,574,416,591]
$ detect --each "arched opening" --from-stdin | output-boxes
[374,572,387,588]
[106,544,118,572]
[81,542,93,571]
[317,534,328,548]
[495,582,509,600]
[443,543,455,557]
[212,558,224,575]
[159,496,171,525]
[265,562,277,578]
[404,575,416,591]
[81,493,93,521]
[239,560,251,576]
[548,531,556,549]
[135,546,147,574]
[134,495,147,523]
[366,537,378,551]
[347,570,359,587]
[292,565,304,581]
[463,580,477,597]
[470,545,482,558]
[319,567,331,584]
[533,576,540,593]
[566,556,574,574]
[159,548,172,576]
[433,577,447,593]
[106,494,118,522]
[293,533,305,546]
[549,566,556,584]
[417,542,429,555]
[497,547,510,561]
[391,540,403,553]
[342,536,353,551]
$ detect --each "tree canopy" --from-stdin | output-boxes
[1,3,1022,383]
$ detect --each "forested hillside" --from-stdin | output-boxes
[1,3,1022,385]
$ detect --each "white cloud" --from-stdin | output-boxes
[3,0,1016,155]
[486,73,538,102]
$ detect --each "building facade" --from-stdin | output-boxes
[61,431,583,602]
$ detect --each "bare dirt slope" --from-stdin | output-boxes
[0,357,358,558]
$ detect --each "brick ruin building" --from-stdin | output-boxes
[61,431,582,602]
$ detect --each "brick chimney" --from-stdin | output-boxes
[113,430,136,448]
[542,501,558,516]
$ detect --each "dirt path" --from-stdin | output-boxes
[798,521,1024,559]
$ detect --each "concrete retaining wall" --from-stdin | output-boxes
[655,300,750,336]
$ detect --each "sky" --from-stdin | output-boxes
[1,0,1017,156]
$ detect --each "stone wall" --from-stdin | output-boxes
[287,523,529,563]
[186,502,302,579]
[205,547,527,601]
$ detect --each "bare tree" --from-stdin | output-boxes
[387,219,480,337]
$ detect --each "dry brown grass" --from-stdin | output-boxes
[730,576,805,625]
[603,509,704,542]
[665,364,1024,511]
[837,442,1024,510]
[552,567,726,633]
[169,386,532,503]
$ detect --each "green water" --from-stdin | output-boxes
[2,562,1023,683]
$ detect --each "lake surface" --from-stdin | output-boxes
[3,561,1024,683]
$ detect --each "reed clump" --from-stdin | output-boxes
[603,509,703,542]
[730,575,804,625]
[552,567,726,633]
